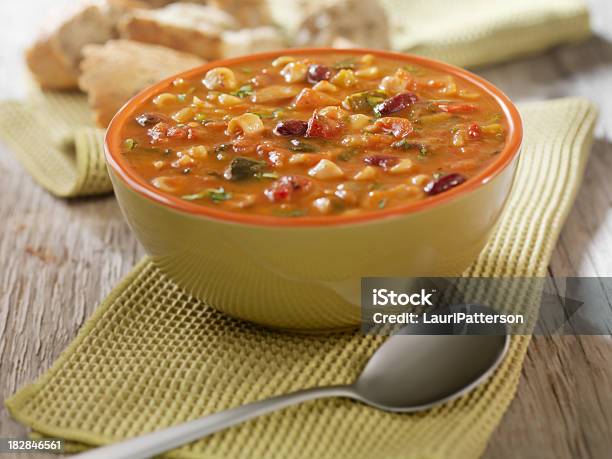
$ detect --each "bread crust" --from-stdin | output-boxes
[209,0,273,27]
[118,4,238,60]
[25,2,120,90]
[78,39,204,126]
[26,36,79,90]
[295,0,391,49]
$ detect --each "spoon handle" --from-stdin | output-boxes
[73,385,356,459]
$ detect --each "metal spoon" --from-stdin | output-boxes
[75,314,509,459]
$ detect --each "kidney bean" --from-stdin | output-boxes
[374,92,418,116]
[424,173,467,195]
[135,112,168,127]
[273,120,308,136]
[364,155,399,170]
[307,64,333,83]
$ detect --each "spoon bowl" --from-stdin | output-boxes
[354,334,508,411]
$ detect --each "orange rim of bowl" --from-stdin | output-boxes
[105,47,523,227]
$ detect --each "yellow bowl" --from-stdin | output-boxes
[105,48,523,331]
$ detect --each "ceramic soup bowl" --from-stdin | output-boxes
[105,48,522,331]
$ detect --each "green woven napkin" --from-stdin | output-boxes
[270,0,591,67]
[0,91,109,197]
[5,98,597,458]
[380,0,591,67]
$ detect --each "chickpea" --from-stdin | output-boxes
[188,145,208,160]
[271,56,296,67]
[334,187,358,206]
[217,93,244,106]
[355,67,380,79]
[312,80,339,93]
[378,76,404,95]
[389,159,414,175]
[280,61,308,83]
[348,114,371,131]
[311,197,332,214]
[353,166,377,181]
[331,69,357,88]
[308,159,344,179]
[361,54,376,65]
[172,107,195,123]
[410,174,431,187]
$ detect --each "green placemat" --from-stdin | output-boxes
[0,90,108,197]
[381,0,591,67]
[269,0,591,67]
[4,98,597,458]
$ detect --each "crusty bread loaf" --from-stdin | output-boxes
[209,0,273,27]
[220,27,286,58]
[26,34,80,90]
[294,0,391,49]
[25,1,120,90]
[78,39,204,127]
[118,3,238,60]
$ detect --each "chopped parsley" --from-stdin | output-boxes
[402,65,425,75]
[232,84,254,98]
[255,171,279,180]
[224,157,268,181]
[123,138,137,151]
[273,208,307,218]
[215,143,231,153]
[289,139,317,152]
[208,187,232,203]
[333,58,356,70]
[391,139,428,156]
[337,148,358,161]
[182,187,232,203]
[254,109,283,119]
[344,90,386,113]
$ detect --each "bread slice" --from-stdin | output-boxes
[294,0,391,49]
[25,1,120,90]
[78,40,204,127]
[209,0,273,27]
[220,27,286,58]
[26,34,80,89]
[118,3,238,60]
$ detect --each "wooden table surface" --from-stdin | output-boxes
[1,1,611,458]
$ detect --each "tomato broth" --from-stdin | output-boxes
[119,53,508,218]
